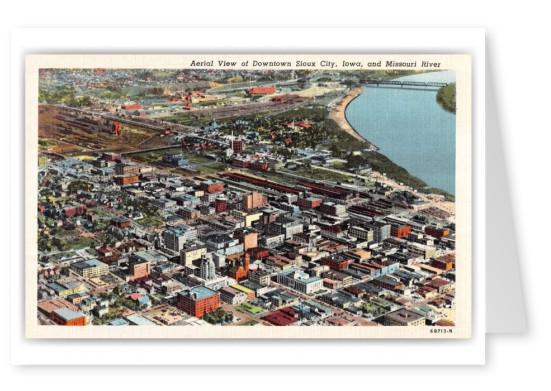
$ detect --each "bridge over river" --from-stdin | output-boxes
[361,79,448,88]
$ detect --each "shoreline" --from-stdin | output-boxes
[330,84,455,214]
[329,87,377,149]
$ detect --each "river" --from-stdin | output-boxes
[345,70,456,195]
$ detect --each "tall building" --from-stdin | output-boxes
[365,221,391,242]
[180,243,207,266]
[177,287,220,318]
[114,161,139,175]
[231,139,243,154]
[242,192,268,211]
[163,226,198,252]
[214,197,228,213]
[200,256,216,281]
[234,229,258,251]
[128,259,151,281]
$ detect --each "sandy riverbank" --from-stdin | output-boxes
[370,171,455,216]
[328,87,372,145]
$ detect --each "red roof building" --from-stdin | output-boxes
[261,307,298,326]
[249,87,275,95]
[121,104,142,110]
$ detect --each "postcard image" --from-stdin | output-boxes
[26,54,471,338]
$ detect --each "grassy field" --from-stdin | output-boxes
[87,207,112,217]
[291,166,352,183]
[237,303,265,316]
[137,216,164,228]
[57,237,97,251]
[196,162,229,175]
[158,113,213,127]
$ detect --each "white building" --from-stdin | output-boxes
[277,268,323,294]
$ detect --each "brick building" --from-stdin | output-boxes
[128,259,151,281]
[177,287,220,318]
[297,197,322,210]
[51,308,87,326]
[200,180,223,194]
[242,192,268,211]
[390,224,412,239]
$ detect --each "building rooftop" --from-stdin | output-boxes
[385,309,424,324]
[179,286,218,301]
[72,258,107,271]
[53,308,85,321]
[125,314,157,326]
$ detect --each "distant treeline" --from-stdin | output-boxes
[38,88,91,107]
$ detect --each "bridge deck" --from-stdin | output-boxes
[362,79,448,88]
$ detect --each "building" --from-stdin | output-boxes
[231,139,243,154]
[115,161,139,175]
[231,284,255,301]
[235,230,258,251]
[390,224,412,239]
[62,204,87,218]
[321,256,351,272]
[125,314,157,326]
[51,308,87,326]
[371,275,404,291]
[261,307,299,326]
[430,253,455,271]
[128,259,151,281]
[248,247,269,260]
[46,280,85,297]
[229,254,250,282]
[406,242,436,259]
[200,180,223,194]
[214,197,228,213]
[384,309,425,326]
[177,287,220,318]
[110,217,131,228]
[70,259,109,278]
[297,197,322,210]
[163,226,198,252]
[319,202,347,217]
[37,299,78,318]
[322,270,355,288]
[364,221,391,242]
[199,256,216,280]
[177,207,201,220]
[348,225,374,242]
[249,87,275,95]
[219,286,247,306]
[180,243,207,266]
[425,226,450,238]
[277,269,323,294]
[242,192,268,211]
[114,174,139,186]
[162,153,189,167]
[249,269,271,286]
[205,234,244,256]
[121,104,142,110]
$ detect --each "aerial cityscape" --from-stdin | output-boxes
[35,66,457,329]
